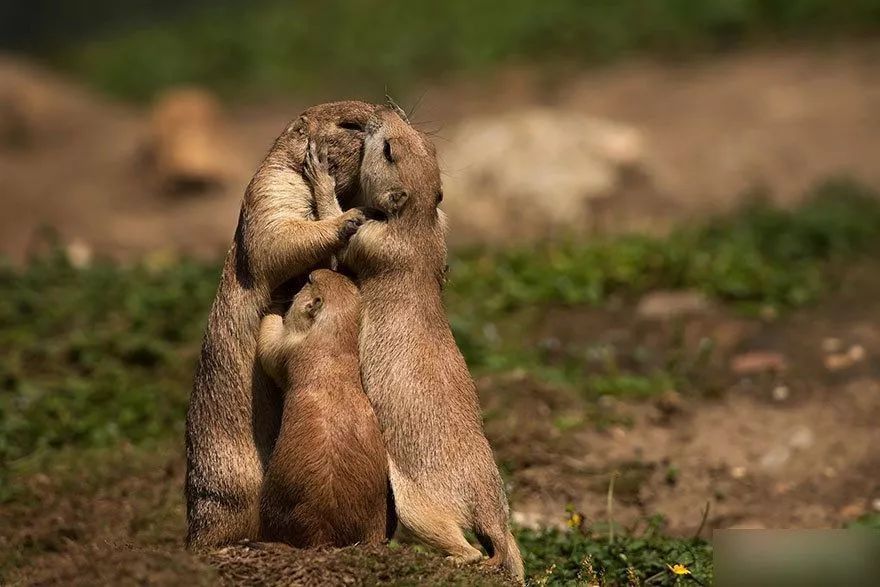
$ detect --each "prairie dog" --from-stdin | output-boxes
[185,101,380,549]
[331,106,525,581]
[257,269,389,547]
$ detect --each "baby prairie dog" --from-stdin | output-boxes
[257,269,389,547]
[327,106,524,581]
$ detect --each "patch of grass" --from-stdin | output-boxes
[50,0,880,100]
[1,180,879,476]
[847,513,880,530]
[0,246,218,480]
[518,520,713,586]
[449,178,880,381]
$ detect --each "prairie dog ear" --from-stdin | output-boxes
[387,190,409,213]
[305,296,323,318]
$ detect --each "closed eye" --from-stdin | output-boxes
[338,121,365,132]
[383,139,394,163]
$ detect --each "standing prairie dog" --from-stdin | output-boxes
[316,106,524,581]
[185,101,380,549]
[257,269,390,547]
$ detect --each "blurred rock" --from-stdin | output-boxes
[771,385,790,402]
[636,290,710,320]
[759,445,791,472]
[788,426,814,450]
[839,501,867,519]
[730,351,787,375]
[730,466,748,479]
[440,108,671,243]
[147,87,237,193]
[821,337,843,353]
[65,238,92,268]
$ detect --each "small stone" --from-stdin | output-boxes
[65,238,92,268]
[656,389,684,415]
[772,385,790,402]
[839,501,867,519]
[872,498,880,512]
[730,466,748,479]
[609,426,627,441]
[848,344,866,362]
[822,337,843,353]
[823,466,837,478]
[759,446,791,471]
[731,351,787,375]
[773,482,793,495]
[788,426,814,450]
[511,510,544,530]
[636,290,711,320]
[824,353,854,371]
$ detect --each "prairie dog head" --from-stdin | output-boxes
[285,269,360,335]
[360,106,443,219]
[349,107,447,279]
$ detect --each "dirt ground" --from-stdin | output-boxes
[3,262,879,584]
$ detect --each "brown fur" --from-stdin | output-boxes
[256,269,389,547]
[184,101,381,549]
[337,107,525,581]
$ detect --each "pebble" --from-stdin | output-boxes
[730,466,748,479]
[731,351,787,375]
[636,290,710,320]
[772,385,790,402]
[65,238,92,268]
[822,337,843,353]
[839,501,867,519]
[759,446,791,471]
[788,426,814,450]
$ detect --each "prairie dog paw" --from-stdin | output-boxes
[303,139,335,192]
[339,208,367,240]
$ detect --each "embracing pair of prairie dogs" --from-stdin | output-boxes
[185,101,524,580]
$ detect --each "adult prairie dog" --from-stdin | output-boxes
[185,101,380,549]
[325,106,524,581]
[257,269,390,547]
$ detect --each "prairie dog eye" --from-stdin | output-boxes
[383,139,394,163]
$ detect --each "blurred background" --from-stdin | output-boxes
[2,2,880,585]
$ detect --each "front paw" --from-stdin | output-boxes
[303,139,336,192]
[339,208,367,240]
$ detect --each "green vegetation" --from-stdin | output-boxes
[54,0,880,100]
[3,179,878,473]
[450,179,880,396]
[519,520,713,585]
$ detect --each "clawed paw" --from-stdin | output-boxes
[340,209,367,239]
[303,139,334,189]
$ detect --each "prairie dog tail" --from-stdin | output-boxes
[500,530,525,582]
[477,524,525,583]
